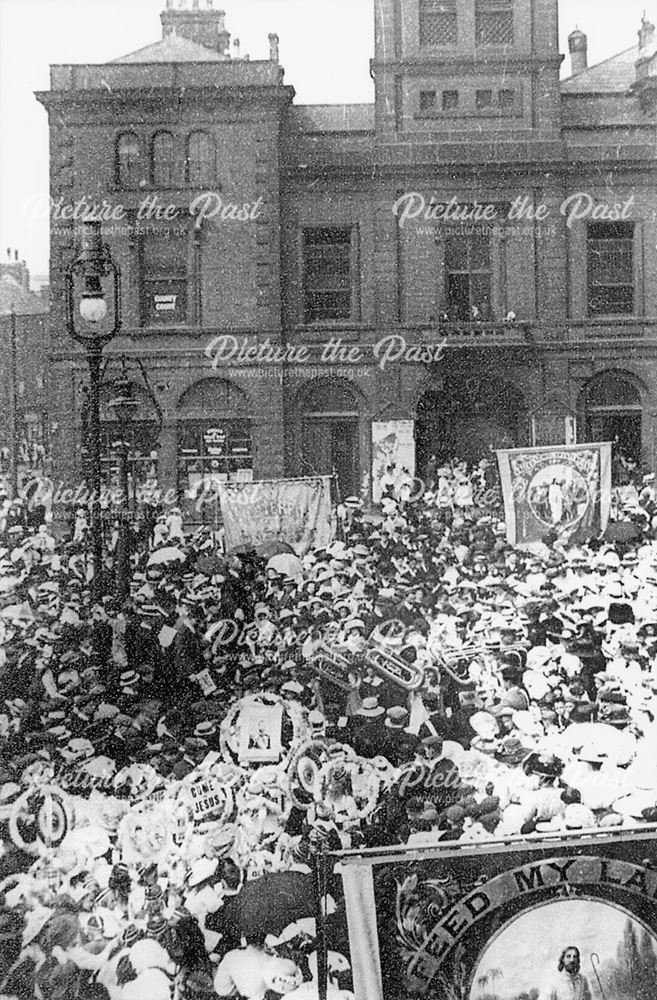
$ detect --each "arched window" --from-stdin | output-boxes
[151,131,175,187]
[92,382,160,496]
[415,374,528,469]
[116,132,141,188]
[580,370,643,468]
[186,131,214,187]
[177,378,252,521]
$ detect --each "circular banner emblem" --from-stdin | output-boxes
[526,463,590,530]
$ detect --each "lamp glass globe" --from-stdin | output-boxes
[79,295,108,323]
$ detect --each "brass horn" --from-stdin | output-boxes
[439,641,528,665]
[365,644,425,691]
[432,641,529,685]
[310,642,360,692]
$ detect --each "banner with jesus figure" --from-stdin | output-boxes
[496,442,612,547]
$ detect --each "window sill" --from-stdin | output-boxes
[585,314,637,323]
[130,325,201,336]
[293,323,366,339]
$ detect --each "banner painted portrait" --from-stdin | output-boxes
[496,443,612,547]
[334,828,657,999]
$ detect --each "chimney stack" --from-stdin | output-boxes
[160,0,230,56]
[568,27,588,76]
[639,13,656,50]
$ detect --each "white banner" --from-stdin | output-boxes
[372,420,416,503]
[218,476,333,555]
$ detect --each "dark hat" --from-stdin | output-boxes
[495,736,531,766]
[522,752,564,780]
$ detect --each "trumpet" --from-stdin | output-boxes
[310,642,360,692]
[438,641,528,665]
[365,644,425,691]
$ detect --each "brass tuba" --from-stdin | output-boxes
[309,642,360,692]
[433,641,529,684]
[365,644,425,691]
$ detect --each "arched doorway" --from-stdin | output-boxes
[298,378,361,499]
[579,371,642,467]
[177,378,252,519]
[416,374,528,472]
[96,382,160,496]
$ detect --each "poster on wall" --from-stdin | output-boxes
[372,420,416,503]
[496,442,612,547]
[335,829,657,1000]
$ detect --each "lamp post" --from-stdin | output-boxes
[64,221,121,602]
[108,375,138,601]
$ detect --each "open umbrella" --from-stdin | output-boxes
[215,870,317,943]
[257,540,296,558]
[196,554,225,577]
[604,522,639,542]
[266,553,303,581]
[0,603,35,622]
[147,546,186,566]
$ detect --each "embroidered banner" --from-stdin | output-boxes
[496,442,612,546]
[334,829,657,999]
[219,476,333,555]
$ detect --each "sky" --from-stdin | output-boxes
[0,0,652,282]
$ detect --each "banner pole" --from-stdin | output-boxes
[313,845,328,1000]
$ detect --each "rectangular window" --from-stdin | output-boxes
[442,90,459,110]
[140,230,189,327]
[476,89,493,110]
[445,234,492,321]
[303,227,357,323]
[587,222,634,316]
[419,0,457,47]
[476,0,514,45]
[498,88,515,110]
[419,90,437,111]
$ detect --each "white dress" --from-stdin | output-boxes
[540,970,592,1000]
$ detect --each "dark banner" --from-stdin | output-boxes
[335,829,657,999]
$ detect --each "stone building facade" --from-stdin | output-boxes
[36,0,657,515]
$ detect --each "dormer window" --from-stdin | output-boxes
[420,0,457,47]
[476,89,493,110]
[419,90,437,111]
[476,0,514,46]
[498,88,516,111]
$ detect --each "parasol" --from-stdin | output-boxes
[257,540,296,558]
[196,554,225,577]
[603,522,639,542]
[216,870,317,943]
[266,553,303,581]
[147,546,186,566]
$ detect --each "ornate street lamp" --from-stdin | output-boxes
[105,357,163,600]
[64,221,121,601]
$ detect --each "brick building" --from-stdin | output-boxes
[36,0,657,514]
[0,252,50,487]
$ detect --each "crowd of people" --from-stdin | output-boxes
[1,458,657,999]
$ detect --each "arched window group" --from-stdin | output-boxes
[115,130,215,189]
